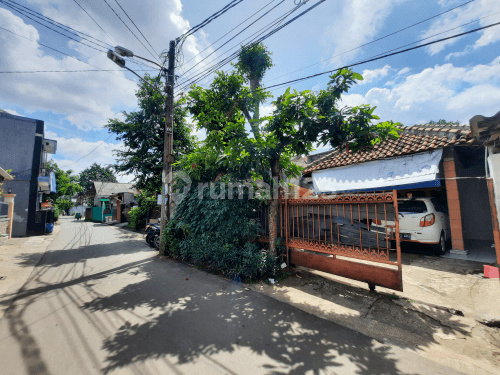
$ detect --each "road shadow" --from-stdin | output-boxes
[79,256,462,375]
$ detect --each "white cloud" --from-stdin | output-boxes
[397,67,411,76]
[341,56,500,125]
[359,65,390,85]
[0,1,214,131]
[421,0,500,55]
[321,0,405,66]
[1,108,24,116]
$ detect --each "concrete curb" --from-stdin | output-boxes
[0,224,62,322]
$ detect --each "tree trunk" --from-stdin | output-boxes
[249,76,261,139]
[268,157,280,257]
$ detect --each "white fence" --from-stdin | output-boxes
[69,206,89,215]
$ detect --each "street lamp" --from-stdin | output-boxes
[106,42,177,256]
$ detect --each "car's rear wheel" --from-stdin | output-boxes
[432,232,446,256]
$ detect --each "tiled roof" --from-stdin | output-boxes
[304,124,475,175]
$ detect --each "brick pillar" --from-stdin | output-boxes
[3,194,15,239]
[117,201,121,223]
[443,156,465,251]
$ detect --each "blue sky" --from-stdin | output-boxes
[1,0,499,183]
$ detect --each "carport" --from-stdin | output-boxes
[302,123,496,264]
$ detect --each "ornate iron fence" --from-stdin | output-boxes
[259,190,403,291]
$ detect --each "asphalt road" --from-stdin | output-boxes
[0,217,464,375]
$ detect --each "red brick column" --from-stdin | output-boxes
[443,158,465,250]
[116,201,121,223]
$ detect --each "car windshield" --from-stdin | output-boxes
[398,200,428,213]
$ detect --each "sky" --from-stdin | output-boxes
[1,0,499,184]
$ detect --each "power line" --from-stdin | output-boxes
[177,2,301,87]
[176,2,304,89]
[0,26,137,82]
[263,20,500,90]
[178,0,244,41]
[112,0,159,59]
[59,133,115,168]
[178,0,325,91]
[1,1,108,54]
[72,0,116,46]
[0,70,157,73]
[179,0,285,78]
[264,0,478,85]
[181,0,277,68]
[2,0,112,49]
[101,0,160,63]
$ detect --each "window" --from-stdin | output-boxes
[431,198,448,213]
[398,200,428,213]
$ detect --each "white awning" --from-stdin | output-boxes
[312,149,443,193]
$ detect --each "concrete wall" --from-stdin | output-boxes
[454,147,494,241]
[0,112,44,236]
[0,218,8,235]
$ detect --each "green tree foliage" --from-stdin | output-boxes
[233,42,273,135]
[43,161,82,214]
[106,75,196,194]
[78,163,117,196]
[45,160,82,201]
[128,192,158,230]
[183,67,401,255]
[428,119,460,125]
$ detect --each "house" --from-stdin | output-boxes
[86,182,139,222]
[0,111,57,236]
[301,122,497,264]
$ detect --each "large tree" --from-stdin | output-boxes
[78,163,117,196]
[183,67,401,256]
[106,74,196,194]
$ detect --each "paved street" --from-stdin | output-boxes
[0,217,463,375]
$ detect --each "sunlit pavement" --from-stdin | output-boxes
[0,216,462,374]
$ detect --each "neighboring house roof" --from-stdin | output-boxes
[0,167,13,181]
[93,182,139,197]
[303,124,475,175]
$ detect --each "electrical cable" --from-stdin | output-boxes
[0,26,138,82]
[177,2,301,86]
[2,0,113,49]
[59,134,115,168]
[263,20,500,90]
[176,2,304,89]
[1,0,109,53]
[180,0,277,69]
[178,0,244,41]
[112,0,159,58]
[0,70,157,73]
[179,0,285,78]
[101,0,160,63]
[178,0,322,91]
[72,0,116,45]
[264,0,478,85]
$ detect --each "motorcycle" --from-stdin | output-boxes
[145,223,161,248]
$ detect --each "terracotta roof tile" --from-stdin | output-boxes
[304,123,475,174]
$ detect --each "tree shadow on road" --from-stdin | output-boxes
[80,257,463,375]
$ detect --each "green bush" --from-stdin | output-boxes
[164,181,276,281]
[128,207,143,230]
[128,193,159,230]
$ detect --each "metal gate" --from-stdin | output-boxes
[259,190,402,292]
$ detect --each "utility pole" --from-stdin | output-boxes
[159,40,176,255]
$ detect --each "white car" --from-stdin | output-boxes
[396,197,451,255]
